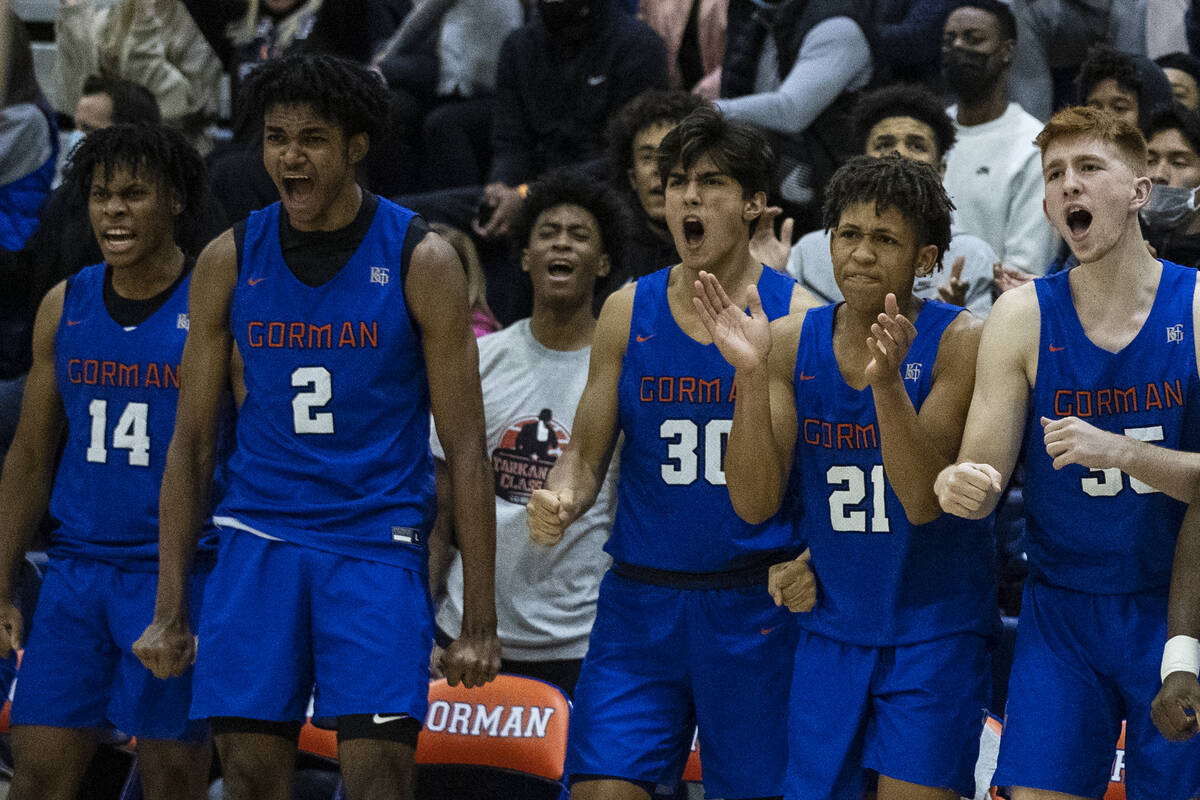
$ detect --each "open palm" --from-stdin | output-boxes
[692,271,771,372]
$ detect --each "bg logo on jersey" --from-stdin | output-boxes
[491,410,569,504]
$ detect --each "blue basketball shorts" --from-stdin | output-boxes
[993,581,1200,800]
[10,556,209,741]
[190,532,433,723]
[565,569,798,799]
[784,627,988,800]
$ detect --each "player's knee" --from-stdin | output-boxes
[137,740,210,800]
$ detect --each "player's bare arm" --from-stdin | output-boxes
[0,283,67,654]
[409,231,500,689]
[692,270,803,524]
[426,458,457,600]
[1153,487,1200,741]
[527,285,631,546]
[871,296,983,525]
[1041,274,1200,502]
[133,229,236,680]
[935,283,1039,519]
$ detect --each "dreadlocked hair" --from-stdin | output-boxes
[822,154,954,272]
[64,122,206,220]
[242,52,389,143]
[510,167,631,281]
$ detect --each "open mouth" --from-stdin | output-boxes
[282,175,313,200]
[547,259,574,277]
[683,218,705,247]
[102,228,135,249]
[1066,209,1092,237]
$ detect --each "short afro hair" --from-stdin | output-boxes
[606,90,709,194]
[241,52,389,144]
[822,154,954,272]
[850,84,957,161]
[510,168,630,279]
[656,106,774,199]
[64,122,206,219]
[947,0,1017,41]
[1077,44,1141,103]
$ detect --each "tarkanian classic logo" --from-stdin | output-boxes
[492,410,569,504]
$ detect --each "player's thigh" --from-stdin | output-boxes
[690,584,796,799]
[875,774,959,800]
[136,737,212,800]
[571,779,653,800]
[213,724,300,800]
[865,634,988,799]
[566,572,693,788]
[993,583,1121,800]
[337,736,417,799]
[10,558,116,729]
[309,553,432,721]
[9,724,97,796]
[191,534,314,722]
[1008,789,1091,800]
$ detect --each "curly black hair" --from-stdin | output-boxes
[947,0,1017,41]
[240,52,389,143]
[851,84,957,161]
[656,106,774,199]
[1145,104,1200,157]
[63,122,206,220]
[510,168,630,280]
[1078,44,1141,103]
[822,154,954,272]
[606,90,709,194]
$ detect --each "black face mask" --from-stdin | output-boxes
[942,47,994,100]
[538,0,592,36]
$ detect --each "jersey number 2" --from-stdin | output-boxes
[292,366,334,434]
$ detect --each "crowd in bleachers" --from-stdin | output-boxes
[1,0,1199,798]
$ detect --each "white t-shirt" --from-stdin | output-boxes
[431,319,617,661]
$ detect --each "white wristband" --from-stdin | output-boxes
[1161,635,1200,682]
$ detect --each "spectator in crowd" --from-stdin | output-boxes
[868,0,958,86]
[937,104,1200,800]
[605,90,707,284]
[0,122,214,800]
[372,0,524,191]
[698,152,993,800]
[55,0,221,154]
[68,73,161,136]
[1142,105,1200,268]
[1010,0,1147,120]
[1078,43,1174,132]
[134,53,499,800]
[528,107,813,800]
[637,0,725,98]
[0,8,57,456]
[941,0,1059,278]
[400,0,667,324]
[431,171,625,699]
[787,84,999,315]
[1156,51,1200,110]
[716,0,872,231]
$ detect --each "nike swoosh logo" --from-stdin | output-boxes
[760,627,777,635]
[248,277,266,286]
[373,713,407,724]
[1049,344,1065,352]
[66,319,82,326]
[799,373,816,380]
[636,334,654,343]
[586,75,606,86]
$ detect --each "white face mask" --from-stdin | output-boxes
[1141,184,1200,231]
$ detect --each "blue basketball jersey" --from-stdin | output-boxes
[51,262,209,567]
[793,301,995,646]
[216,199,434,569]
[1023,261,1199,593]
[607,265,801,572]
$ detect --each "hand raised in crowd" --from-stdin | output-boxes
[439,627,501,689]
[1041,415,1125,471]
[936,256,968,306]
[748,206,793,272]
[993,262,1035,295]
[131,616,196,680]
[768,549,816,612]
[472,182,523,241]
[1152,671,1200,741]
[935,461,1003,520]
[527,488,581,546]
[864,292,917,388]
[0,600,21,656]
[692,270,772,373]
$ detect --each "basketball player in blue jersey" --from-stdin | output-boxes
[527,106,813,800]
[132,54,500,800]
[0,124,212,800]
[936,105,1200,800]
[695,153,993,800]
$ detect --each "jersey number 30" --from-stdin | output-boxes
[660,419,731,485]
[1081,425,1163,497]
